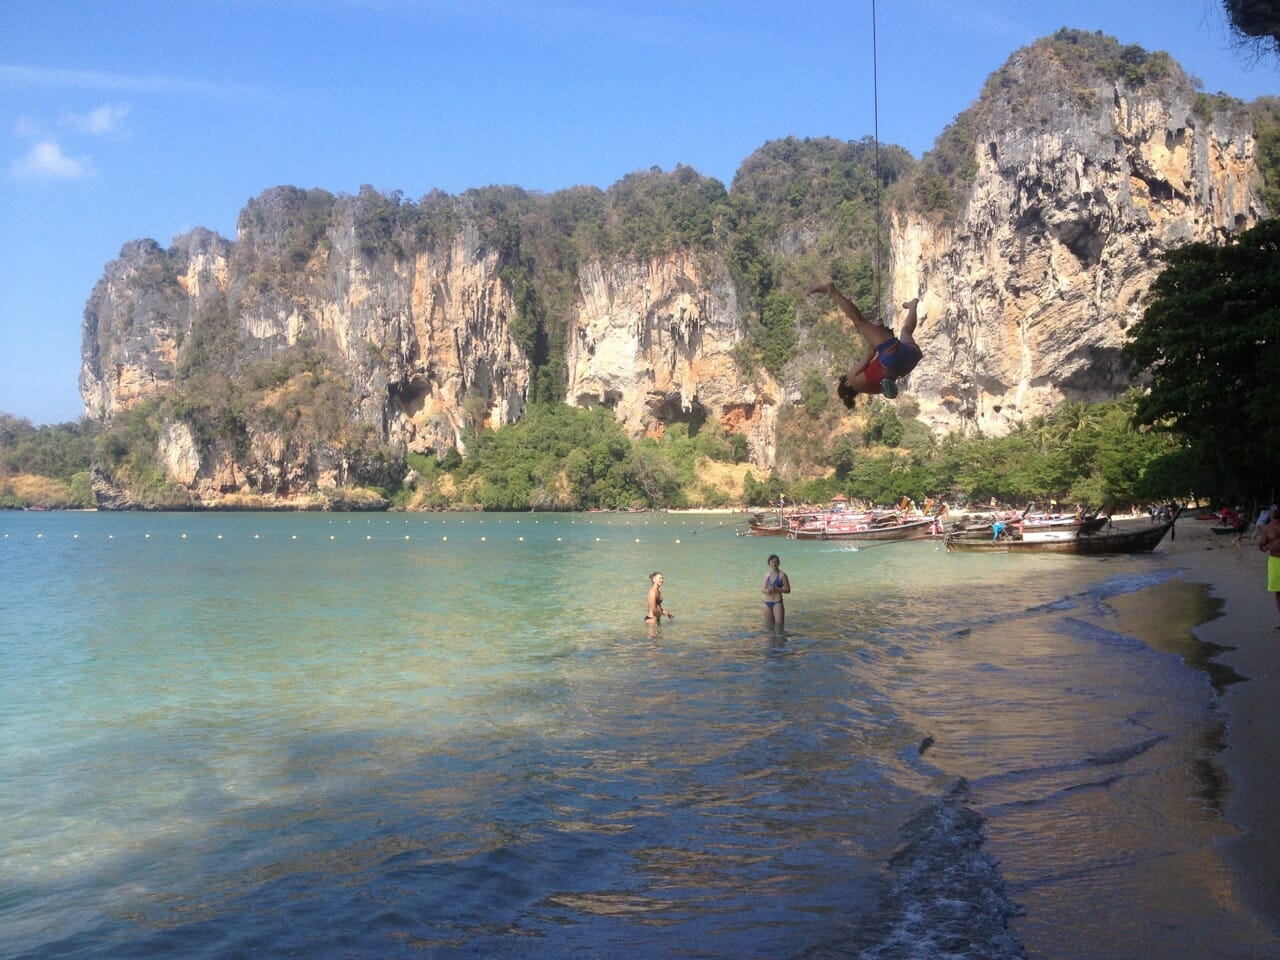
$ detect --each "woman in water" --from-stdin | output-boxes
[762,554,791,628]
[646,572,674,625]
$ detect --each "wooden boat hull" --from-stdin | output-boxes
[945,520,1175,554]
[744,521,792,536]
[1022,515,1108,534]
[965,515,1109,537]
[790,517,938,541]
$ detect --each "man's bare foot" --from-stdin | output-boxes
[902,297,926,324]
[808,281,835,296]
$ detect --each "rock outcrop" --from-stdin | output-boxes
[565,253,777,463]
[891,38,1266,435]
[78,33,1270,505]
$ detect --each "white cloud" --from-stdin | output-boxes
[0,63,263,100]
[9,141,92,181]
[65,103,132,136]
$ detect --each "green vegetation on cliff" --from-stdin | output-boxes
[385,391,1176,513]
[0,388,1210,513]
[1250,96,1280,213]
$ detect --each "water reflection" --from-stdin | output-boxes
[1107,579,1241,693]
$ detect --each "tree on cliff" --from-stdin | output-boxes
[1124,218,1280,498]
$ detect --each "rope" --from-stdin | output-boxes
[688,519,745,535]
[870,0,884,323]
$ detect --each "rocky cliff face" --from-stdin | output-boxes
[81,228,232,419]
[79,35,1269,505]
[891,44,1266,435]
[565,253,777,463]
[81,188,772,505]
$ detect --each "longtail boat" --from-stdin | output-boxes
[944,518,1175,554]
[789,515,940,541]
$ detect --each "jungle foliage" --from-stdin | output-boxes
[3,390,1179,513]
[379,391,1176,513]
[1124,217,1280,501]
[1250,96,1280,213]
[0,414,99,508]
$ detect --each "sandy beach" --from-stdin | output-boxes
[1160,516,1280,932]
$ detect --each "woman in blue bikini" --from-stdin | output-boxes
[762,554,791,628]
[807,281,923,405]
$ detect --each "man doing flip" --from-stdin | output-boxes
[808,281,923,406]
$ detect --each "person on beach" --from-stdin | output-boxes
[762,553,791,628]
[807,281,923,404]
[1257,509,1280,627]
[646,572,674,625]
[1252,504,1274,544]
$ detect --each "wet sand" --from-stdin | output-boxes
[1162,517,1280,934]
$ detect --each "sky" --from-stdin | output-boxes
[1,0,1275,425]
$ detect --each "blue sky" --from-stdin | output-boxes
[1,0,1274,425]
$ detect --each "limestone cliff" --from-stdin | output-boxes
[78,31,1270,506]
[890,35,1266,435]
[565,253,777,464]
[80,186,770,506]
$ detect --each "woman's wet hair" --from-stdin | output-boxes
[837,374,858,409]
[767,554,780,565]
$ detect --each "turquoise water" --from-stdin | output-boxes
[2,511,1276,959]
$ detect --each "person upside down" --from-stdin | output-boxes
[807,281,923,405]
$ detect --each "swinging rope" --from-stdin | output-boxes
[870,0,884,323]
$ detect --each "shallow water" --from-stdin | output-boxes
[1,512,1276,959]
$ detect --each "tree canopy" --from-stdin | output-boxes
[1224,0,1280,56]
[1124,217,1280,500]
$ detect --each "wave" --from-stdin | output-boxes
[801,781,1027,960]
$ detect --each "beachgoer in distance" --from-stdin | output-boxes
[646,571,674,624]
[762,553,791,628]
[1252,503,1274,544]
[807,281,923,404]
[1258,508,1280,628]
